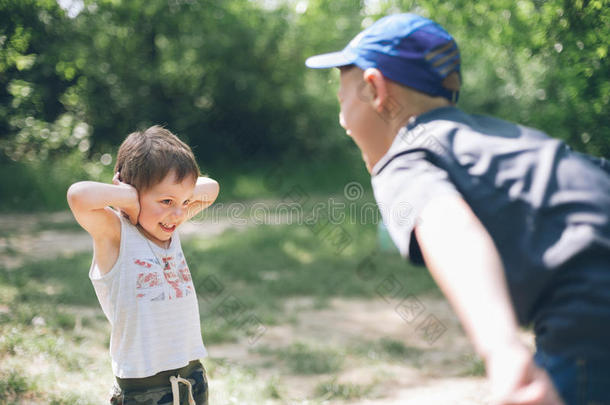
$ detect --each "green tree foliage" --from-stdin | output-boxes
[46,0,364,163]
[1,0,365,168]
[374,0,610,156]
[0,0,90,162]
[0,0,608,210]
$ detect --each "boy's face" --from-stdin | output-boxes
[337,66,381,170]
[137,170,196,246]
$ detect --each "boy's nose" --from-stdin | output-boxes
[171,207,185,220]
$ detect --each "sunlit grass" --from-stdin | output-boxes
[0,198,440,404]
[205,358,286,405]
[351,337,425,363]
[0,369,33,404]
[186,216,436,326]
[314,378,373,401]
[255,342,344,375]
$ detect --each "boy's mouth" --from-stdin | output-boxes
[160,222,176,233]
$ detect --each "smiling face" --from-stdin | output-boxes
[137,170,196,247]
[337,66,388,171]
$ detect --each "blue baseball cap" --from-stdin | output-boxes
[305,13,461,103]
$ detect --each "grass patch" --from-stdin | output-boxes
[280,343,343,374]
[263,375,283,400]
[459,354,486,377]
[314,378,372,400]
[185,213,437,328]
[200,317,241,345]
[351,337,424,363]
[0,187,441,403]
[256,342,344,375]
[0,324,93,371]
[204,358,283,404]
[377,337,416,357]
[0,251,112,403]
[0,253,97,308]
[0,368,35,403]
[184,199,438,344]
[34,218,83,233]
[0,243,19,257]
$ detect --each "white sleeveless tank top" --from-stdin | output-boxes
[89,211,207,378]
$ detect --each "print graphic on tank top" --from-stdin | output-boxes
[134,251,194,301]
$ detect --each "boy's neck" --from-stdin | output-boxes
[395,87,452,127]
[366,101,453,173]
[136,223,172,249]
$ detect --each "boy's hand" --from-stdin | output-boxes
[486,340,564,405]
[112,172,140,225]
[184,177,220,221]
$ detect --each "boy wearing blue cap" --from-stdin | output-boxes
[306,13,610,405]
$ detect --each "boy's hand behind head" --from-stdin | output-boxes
[112,172,140,225]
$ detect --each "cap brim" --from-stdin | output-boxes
[305,51,356,69]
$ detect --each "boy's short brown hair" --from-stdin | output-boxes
[114,126,200,191]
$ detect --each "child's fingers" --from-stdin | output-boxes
[112,172,120,185]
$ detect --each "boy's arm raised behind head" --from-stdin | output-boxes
[67,180,139,243]
[185,177,219,221]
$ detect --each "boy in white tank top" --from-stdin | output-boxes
[67,126,219,404]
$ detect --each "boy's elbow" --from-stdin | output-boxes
[66,182,87,209]
[67,183,77,204]
[195,177,220,203]
[209,181,220,203]
[204,178,220,198]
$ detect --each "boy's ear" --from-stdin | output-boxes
[363,68,388,112]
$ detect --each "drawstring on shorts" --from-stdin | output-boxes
[113,360,204,404]
[169,374,196,405]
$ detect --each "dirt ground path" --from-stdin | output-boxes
[0,211,534,404]
[210,295,495,404]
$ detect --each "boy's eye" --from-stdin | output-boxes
[160,199,172,205]
[183,200,190,206]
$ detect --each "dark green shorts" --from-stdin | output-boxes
[110,360,208,405]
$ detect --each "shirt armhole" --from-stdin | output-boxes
[409,231,425,265]
[90,208,125,281]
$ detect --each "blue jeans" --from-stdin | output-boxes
[534,349,610,405]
